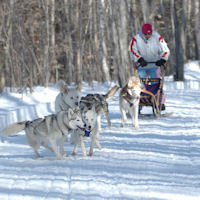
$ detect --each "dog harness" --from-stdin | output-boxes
[121,85,135,106]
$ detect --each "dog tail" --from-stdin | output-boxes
[1,121,27,136]
[104,85,119,99]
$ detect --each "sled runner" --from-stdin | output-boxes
[136,63,171,117]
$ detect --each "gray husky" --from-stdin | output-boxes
[55,80,81,113]
[80,85,119,132]
[1,109,85,159]
[70,85,119,156]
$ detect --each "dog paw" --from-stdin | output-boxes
[88,152,93,156]
[72,152,76,156]
[82,152,87,157]
[120,123,124,127]
[135,125,139,130]
[57,156,62,160]
[96,143,101,150]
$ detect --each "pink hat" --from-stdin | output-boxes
[142,23,152,34]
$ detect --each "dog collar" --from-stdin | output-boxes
[84,126,95,137]
[55,115,72,135]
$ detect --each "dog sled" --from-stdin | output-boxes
[136,62,172,117]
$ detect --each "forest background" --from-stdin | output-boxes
[0,0,199,93]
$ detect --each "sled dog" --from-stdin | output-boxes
[1,109,85,159]
[55,80,81,113]
[70,105,99,156]
[70,85,119,156]
[119,76,142,129]
[80,85,119,132]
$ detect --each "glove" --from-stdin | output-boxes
[156,59,166,66]
[137,57,147,67]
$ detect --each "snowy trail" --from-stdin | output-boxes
[0,62,200,200]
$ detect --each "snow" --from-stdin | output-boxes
[0,61,200,200]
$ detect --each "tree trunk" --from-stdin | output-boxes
[63,0,73,84]
[110,0,125,87]
[75,0,82,86]
[93,0,102,82]
[185,0,192,59]
[49,0,58,84]
[140,0,155,24]
[0,5,6,92]
[194,0,200,60]
[173,0,184,81]
[42,1,50,87]
[118,0,129,82]
[98,0,110,83]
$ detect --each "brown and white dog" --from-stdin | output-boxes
[119,76,142,129]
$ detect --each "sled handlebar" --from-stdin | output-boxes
[136,62,166,70]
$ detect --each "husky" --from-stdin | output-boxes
[70,85,119,156]
[1,108,85,159]
[119,76,142,129]
[55,80,81,113]
[70,105,99,156]
[80,85,119,132]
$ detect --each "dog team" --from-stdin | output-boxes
[1,75,142,159]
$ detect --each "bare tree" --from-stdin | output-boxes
[98,0,110,82]
[49,0,58,84]
[173,0,185,81]
[0,3,7,92]
[41,0,51,86]
[140,0,155,24]
[185,0,192,59]
[0,0,199,92]
[118,0,129,83]
[194,0,200,60]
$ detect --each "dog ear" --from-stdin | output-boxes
[56,80,69,94]
[63,86,69,94]
[127,78,132,88]
[68,108,73,119]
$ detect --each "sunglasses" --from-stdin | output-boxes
[144,33,152,36]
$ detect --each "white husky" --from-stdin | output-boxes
[54,80,82,152]
[119,75,142,129]
[55,80,81,113]
[1,109,85,159]
[70,105,100,156]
